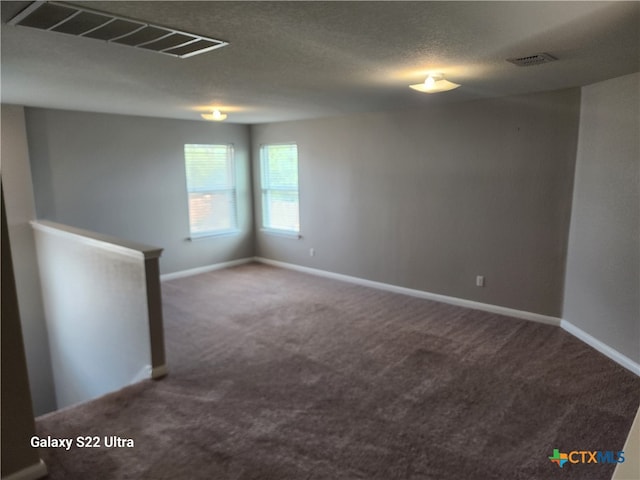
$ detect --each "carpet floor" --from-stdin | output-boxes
[36,263,639,479]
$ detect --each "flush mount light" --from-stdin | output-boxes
[409,74,460,93]
[8,1,229,59]
[201,109,227,121]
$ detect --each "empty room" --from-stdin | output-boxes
[1,1,638,479]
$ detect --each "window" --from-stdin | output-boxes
[260,144,299,234]
[184,144,237,237]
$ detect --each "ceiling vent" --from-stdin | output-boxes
[8,1,229,59]
[506,53,557,67]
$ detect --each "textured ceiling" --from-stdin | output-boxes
[1,1,639,124]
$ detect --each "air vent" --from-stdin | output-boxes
[506,53,557,67]
[8,1,229,59]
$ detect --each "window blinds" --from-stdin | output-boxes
[184,144,237,236]
[260,144,299,233]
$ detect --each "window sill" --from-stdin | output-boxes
[260,228,301,239]
[187,230,240,241]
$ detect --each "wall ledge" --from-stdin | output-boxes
[30,220,162,260]
[2,460,47,480]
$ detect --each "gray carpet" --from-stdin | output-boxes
[36,263,639,479]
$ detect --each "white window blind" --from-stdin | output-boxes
[184,144,237,237]
[260,144,299,233]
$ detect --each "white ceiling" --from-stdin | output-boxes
[1,1,639,124]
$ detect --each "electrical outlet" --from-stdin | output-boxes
[309,248,315,257]
[476,275,485,287]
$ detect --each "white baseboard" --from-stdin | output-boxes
[152,364,168,379]
[131,363,169,382]
[255,257,640,377]
[255,257,561,326]
[561,320,640,376]
[160,257,254,281]
[2,460,48,480]
[130,364,153,384]
[160,256,639,377]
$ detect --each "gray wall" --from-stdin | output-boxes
[563,72,640,363]
[1,105,56,415]
[252,89,581,317]
[26,108,253,274]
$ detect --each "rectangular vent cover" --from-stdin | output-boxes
[506,53,557,67]
[8,1,229,58]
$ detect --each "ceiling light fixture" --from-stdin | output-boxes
[201,109,227,121]
[409,74,460,93]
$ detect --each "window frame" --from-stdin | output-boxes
[183,143,238,239]
[259,143,301,237]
